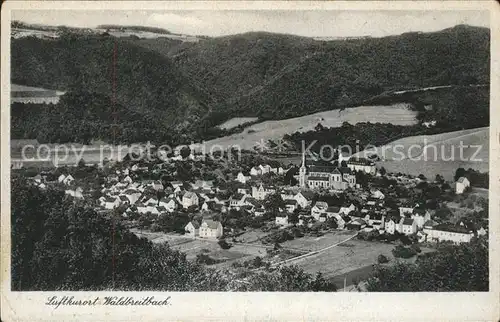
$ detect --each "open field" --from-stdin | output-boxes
[279,230,356,252]
[217,117,259,130]
[284,238,434,279]
[203,104,417,150]
[352,127,489,181]
[131,228,268,267]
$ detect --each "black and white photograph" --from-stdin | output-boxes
[1,1,499,321]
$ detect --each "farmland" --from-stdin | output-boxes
[203,104,417,151]
[353,127,489,180]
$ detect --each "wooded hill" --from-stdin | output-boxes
[11,24,490,144]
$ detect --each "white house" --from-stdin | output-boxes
[399,217,417,235]
[159,197,177,212]
[284,199,298,213]
[275,213,289,226]
[58,174,75,185]
[199,220,223,239]
[399,206,414,217]
[251,184,276,200]
[250,167,261,176]
[411,208,431,229]
[455,177,470,194]
[236,172,251,184]
[311,201,328,220]
[384,219,398,234]
[65,187,84,199]
[339,204,356,216]
[371,189,385,200]
[185,221,200,238]
[182,192,199,209]
[294,191,314,208]
[425,223,474,243]
[103,196,120,209]
[122,189,141,204]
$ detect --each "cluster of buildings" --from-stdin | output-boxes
[21,150,484,245]
[295,151,375,191]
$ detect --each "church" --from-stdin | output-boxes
[297,151,356,191]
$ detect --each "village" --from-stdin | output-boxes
[18,145,489,287]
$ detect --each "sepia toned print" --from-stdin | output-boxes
[2,1,500,321]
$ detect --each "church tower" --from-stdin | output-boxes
[299,150,307,188]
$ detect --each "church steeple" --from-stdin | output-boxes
[299,149,307,188]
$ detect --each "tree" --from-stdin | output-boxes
[435,174,444,184]
[366,239,488,291]
[454,168,466,182]
[377,254,389,264]
[379,167,387,176]
[263,192,285,214]
[217,239,232,249]
[180,146,191,159]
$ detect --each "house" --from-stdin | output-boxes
[325,206,341,218]
[182,192,199,209]
[199,220,223,239]
[185,221,200,238]
[311,201,328,220]
[236,171,251,184]
[371,189,385,200]
[201,200,217,211]
[339,204,356,216]
[136,203,149,214]
[170,181,183,189]
[425,223,474,243]
[399,206,414,217]
[399,218,417,235]
[254,206,266,217]
[477,226,487,237]
[122,175,133,184]
[251,184,276,200]
[259,164,272,175]
[281,190,296,201]
[384,218,399,234]
[103,196,119,209]
[366,212,385,229]
[455,177,470,194]
[250,167,261,176]
[346,218,366,230]
[412,208,431,229]
[118,195,130,205]
[144,197,159,206]
[237,187,250,195]
[294,191,315,208]
[284,199,298,213]
[65,187,84,199]
[275,213,289,226]
[229,193,247,208]
[122,189,141,204]
[346,158,376,174]
[58,174,75,185]
[159,197,177,212]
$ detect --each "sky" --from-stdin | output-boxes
[11,10,489,38]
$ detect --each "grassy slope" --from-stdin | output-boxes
[353,127,489,180]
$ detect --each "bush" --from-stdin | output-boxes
[218,238,232,249]
[410,244,422,253]
[392,245,417,259]
[377,254,390,264]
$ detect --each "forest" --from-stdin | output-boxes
[10,24,490,144]
[11,176,337,291]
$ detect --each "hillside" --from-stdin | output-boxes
[11,34,213,143]
[134,25,489,122]
[352,127,489,180]
[11,24,490,144]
